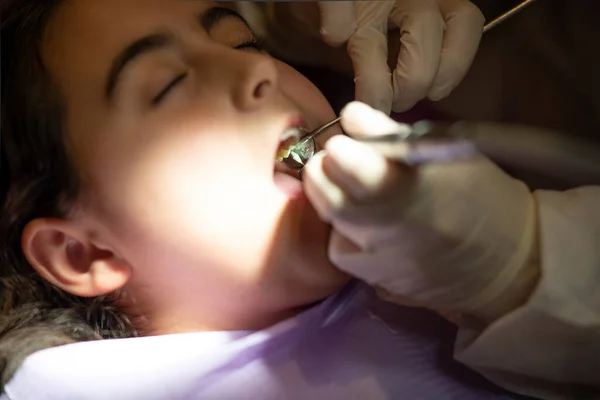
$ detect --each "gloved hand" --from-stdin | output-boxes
[317,0,486,114]
[303,102,540,325]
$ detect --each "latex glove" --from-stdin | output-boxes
[318,0,485,114]
[317,1,358,47]
[303,102,540,324]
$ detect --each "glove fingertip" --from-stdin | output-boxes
[318,1,356,46]
[391,96,419,114]
[320,24,355,47]
[427,86,451,102]
[340,101,376,120]
[355,84,393,116]
[340,101,405,137]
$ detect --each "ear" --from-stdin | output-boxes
[22,218,132,298]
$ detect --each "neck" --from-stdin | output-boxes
[139,301,317,336]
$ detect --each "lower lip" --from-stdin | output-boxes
[274,172,305,200]
[274,162,305,199]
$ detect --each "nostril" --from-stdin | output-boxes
[253,80,271,99]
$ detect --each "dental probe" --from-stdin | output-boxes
[295,117,342,150]
[352,120,600,187]
[482,0,539,33]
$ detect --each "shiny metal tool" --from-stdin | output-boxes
[349,120,600,187]
[289,118,600,187]
[285,117,600,187]
[280,117,342,169]
[285,114,600,186]
[482,0,539,33]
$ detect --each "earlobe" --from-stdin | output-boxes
[22,218,131,297]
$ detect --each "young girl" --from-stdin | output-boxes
[1,1,519,398]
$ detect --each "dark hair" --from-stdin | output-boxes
[1,0,136,387]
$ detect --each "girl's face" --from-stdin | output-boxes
[40,0,349,332]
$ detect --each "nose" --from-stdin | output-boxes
[193,45,279,112]
[232,52,278,112]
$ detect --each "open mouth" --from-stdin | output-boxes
[273,124,308,197]
[274,125,309,178]
[275,127,303,162]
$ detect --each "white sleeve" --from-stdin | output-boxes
[454,186,600,400]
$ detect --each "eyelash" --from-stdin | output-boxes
[234,36,266,51]
[151,36,266,106]
[152,72,188,105]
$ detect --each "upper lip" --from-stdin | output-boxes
[285,114,308,135]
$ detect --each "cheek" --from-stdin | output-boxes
[86,126,286,270]
[275,61,343,146]
[91,164,289,286]
[276,61,335,123]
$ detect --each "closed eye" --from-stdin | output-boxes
[151,72,188,105]
[234,37,265,52]
[150,36,264,106]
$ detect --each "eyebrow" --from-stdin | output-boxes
[199,6,251,32]
[104,6,251,102]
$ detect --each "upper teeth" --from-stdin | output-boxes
[281,127,303,141]
[276,127,304,161]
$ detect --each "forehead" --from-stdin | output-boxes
[39,0,229,169]
[45,0,218,62]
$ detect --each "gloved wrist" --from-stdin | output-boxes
[469,246,541,325]
[441,172,541,325]
[330,221,541,327]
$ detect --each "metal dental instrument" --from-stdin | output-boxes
[350,120,600,187]
[283,117,342,168]
[281,0,541,171]
[285,117,600,187]
[288,115,600,187]
[482,0,539,33]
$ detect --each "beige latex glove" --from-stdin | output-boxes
[318,0,485,114]
[317,1,358,47]
[237,2,484,114]
[303,101,540,324]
